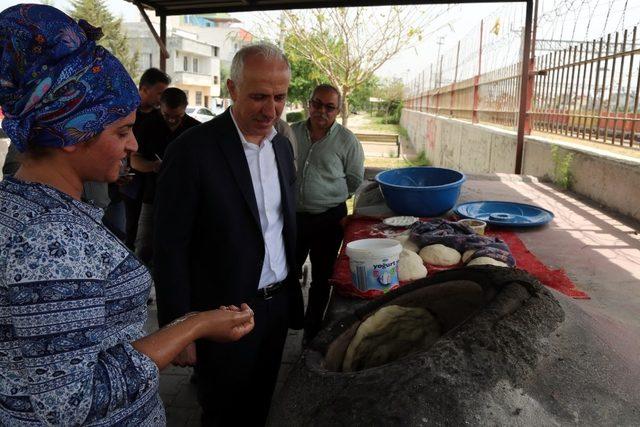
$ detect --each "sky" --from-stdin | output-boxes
[1,0,638,82]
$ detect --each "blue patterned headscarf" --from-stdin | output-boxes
[0,4,140,152]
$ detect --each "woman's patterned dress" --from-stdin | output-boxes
[0,177,165,426]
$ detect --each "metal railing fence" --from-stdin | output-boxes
[405,24,640,149]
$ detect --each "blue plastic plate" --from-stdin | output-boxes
[454,201,554,227]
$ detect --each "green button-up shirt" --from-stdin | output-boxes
[292,119,365,214]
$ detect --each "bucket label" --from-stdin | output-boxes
[351,257,399,292]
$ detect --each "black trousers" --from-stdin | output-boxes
[195,290,290,426]
[295,203,347,334]
[122,194,142,251]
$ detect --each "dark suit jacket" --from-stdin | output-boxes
[153,109,304,329]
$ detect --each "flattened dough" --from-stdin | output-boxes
[393,234,420,253]
[419,244,461,266]
[343,305,441,372]
[398,249,428,281]
[467,256,509,267]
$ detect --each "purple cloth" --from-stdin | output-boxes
[0,4,140,152]
[409,219,516,267]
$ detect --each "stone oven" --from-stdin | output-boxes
[271,267,564,425]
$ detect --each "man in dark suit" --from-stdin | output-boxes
[153,43,304,426]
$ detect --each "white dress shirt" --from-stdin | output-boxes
[231,110,288,289]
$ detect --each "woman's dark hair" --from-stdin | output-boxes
[160,87,188,109]
[139,68,171,89]
[20,139,57,160]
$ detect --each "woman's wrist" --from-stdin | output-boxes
[166,311,201,341]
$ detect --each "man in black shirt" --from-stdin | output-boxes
[121,68,171,250]
[131,87,200,265]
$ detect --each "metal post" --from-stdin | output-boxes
[160,15,167,72]
[472,20,483,124]
[134,1,169,68]
[418,71,424,111]
[515,0,534,174]
[524,0,539,135]
[450,41,461,117]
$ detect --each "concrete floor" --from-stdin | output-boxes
[460,174,640,332]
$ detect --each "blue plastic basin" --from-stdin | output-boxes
[375,167,466,217]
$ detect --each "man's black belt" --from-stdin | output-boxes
[256,280,286,300]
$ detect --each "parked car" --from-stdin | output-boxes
[186,106,216,122]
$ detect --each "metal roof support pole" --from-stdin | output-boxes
[160,15,167,71]
[515,0,534,174]
[134,1,170,71]
[472,20,483,124]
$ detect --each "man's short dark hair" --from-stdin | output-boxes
[160,87,188,109]
[139,68,171,89]
[311,84,342,109]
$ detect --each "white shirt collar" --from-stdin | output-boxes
[230,107,278,148]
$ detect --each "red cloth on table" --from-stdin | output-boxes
[330,215,589,300]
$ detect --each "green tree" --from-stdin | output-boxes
[272,7,422,127]
[348,76,379,113]
[284,34,324,112]
[378,78,405,123]
[219,63,230,98]
[68,0,138,78]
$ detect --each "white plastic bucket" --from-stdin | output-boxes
[346,238,402,293]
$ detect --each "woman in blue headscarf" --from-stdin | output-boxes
[0,5,254,425]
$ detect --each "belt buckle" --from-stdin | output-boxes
[263,286,273,300]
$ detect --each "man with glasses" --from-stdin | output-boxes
[131,87,200,266]
[291,84,365,343]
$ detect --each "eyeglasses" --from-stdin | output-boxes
[309,99,338,113]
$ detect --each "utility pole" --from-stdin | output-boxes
[435,36,445,87]
[278,11,286,49]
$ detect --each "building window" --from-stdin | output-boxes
[213,46,219,57]
[183,56,188,72]
[234,43,238,51]
[196,91,202,105]
[146,53,153,69]
[214,76,219,84]
[193,58,198,73]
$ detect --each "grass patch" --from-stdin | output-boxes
[364,157,409,168]
[551,146,573,189]
[404,150,431,167]
[369,115,401,134]
[363,150,431,170]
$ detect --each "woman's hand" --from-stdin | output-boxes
[195,304,255,342]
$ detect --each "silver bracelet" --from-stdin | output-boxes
[165,311,199,329]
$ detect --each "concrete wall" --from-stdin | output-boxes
[400,109,640,222]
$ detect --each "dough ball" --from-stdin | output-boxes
[393,234,420,253]
[462,249,476,264]
[419,244,461,266]
[398,249,428,281]
[343,305,441,372]
[467,256,509,267]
